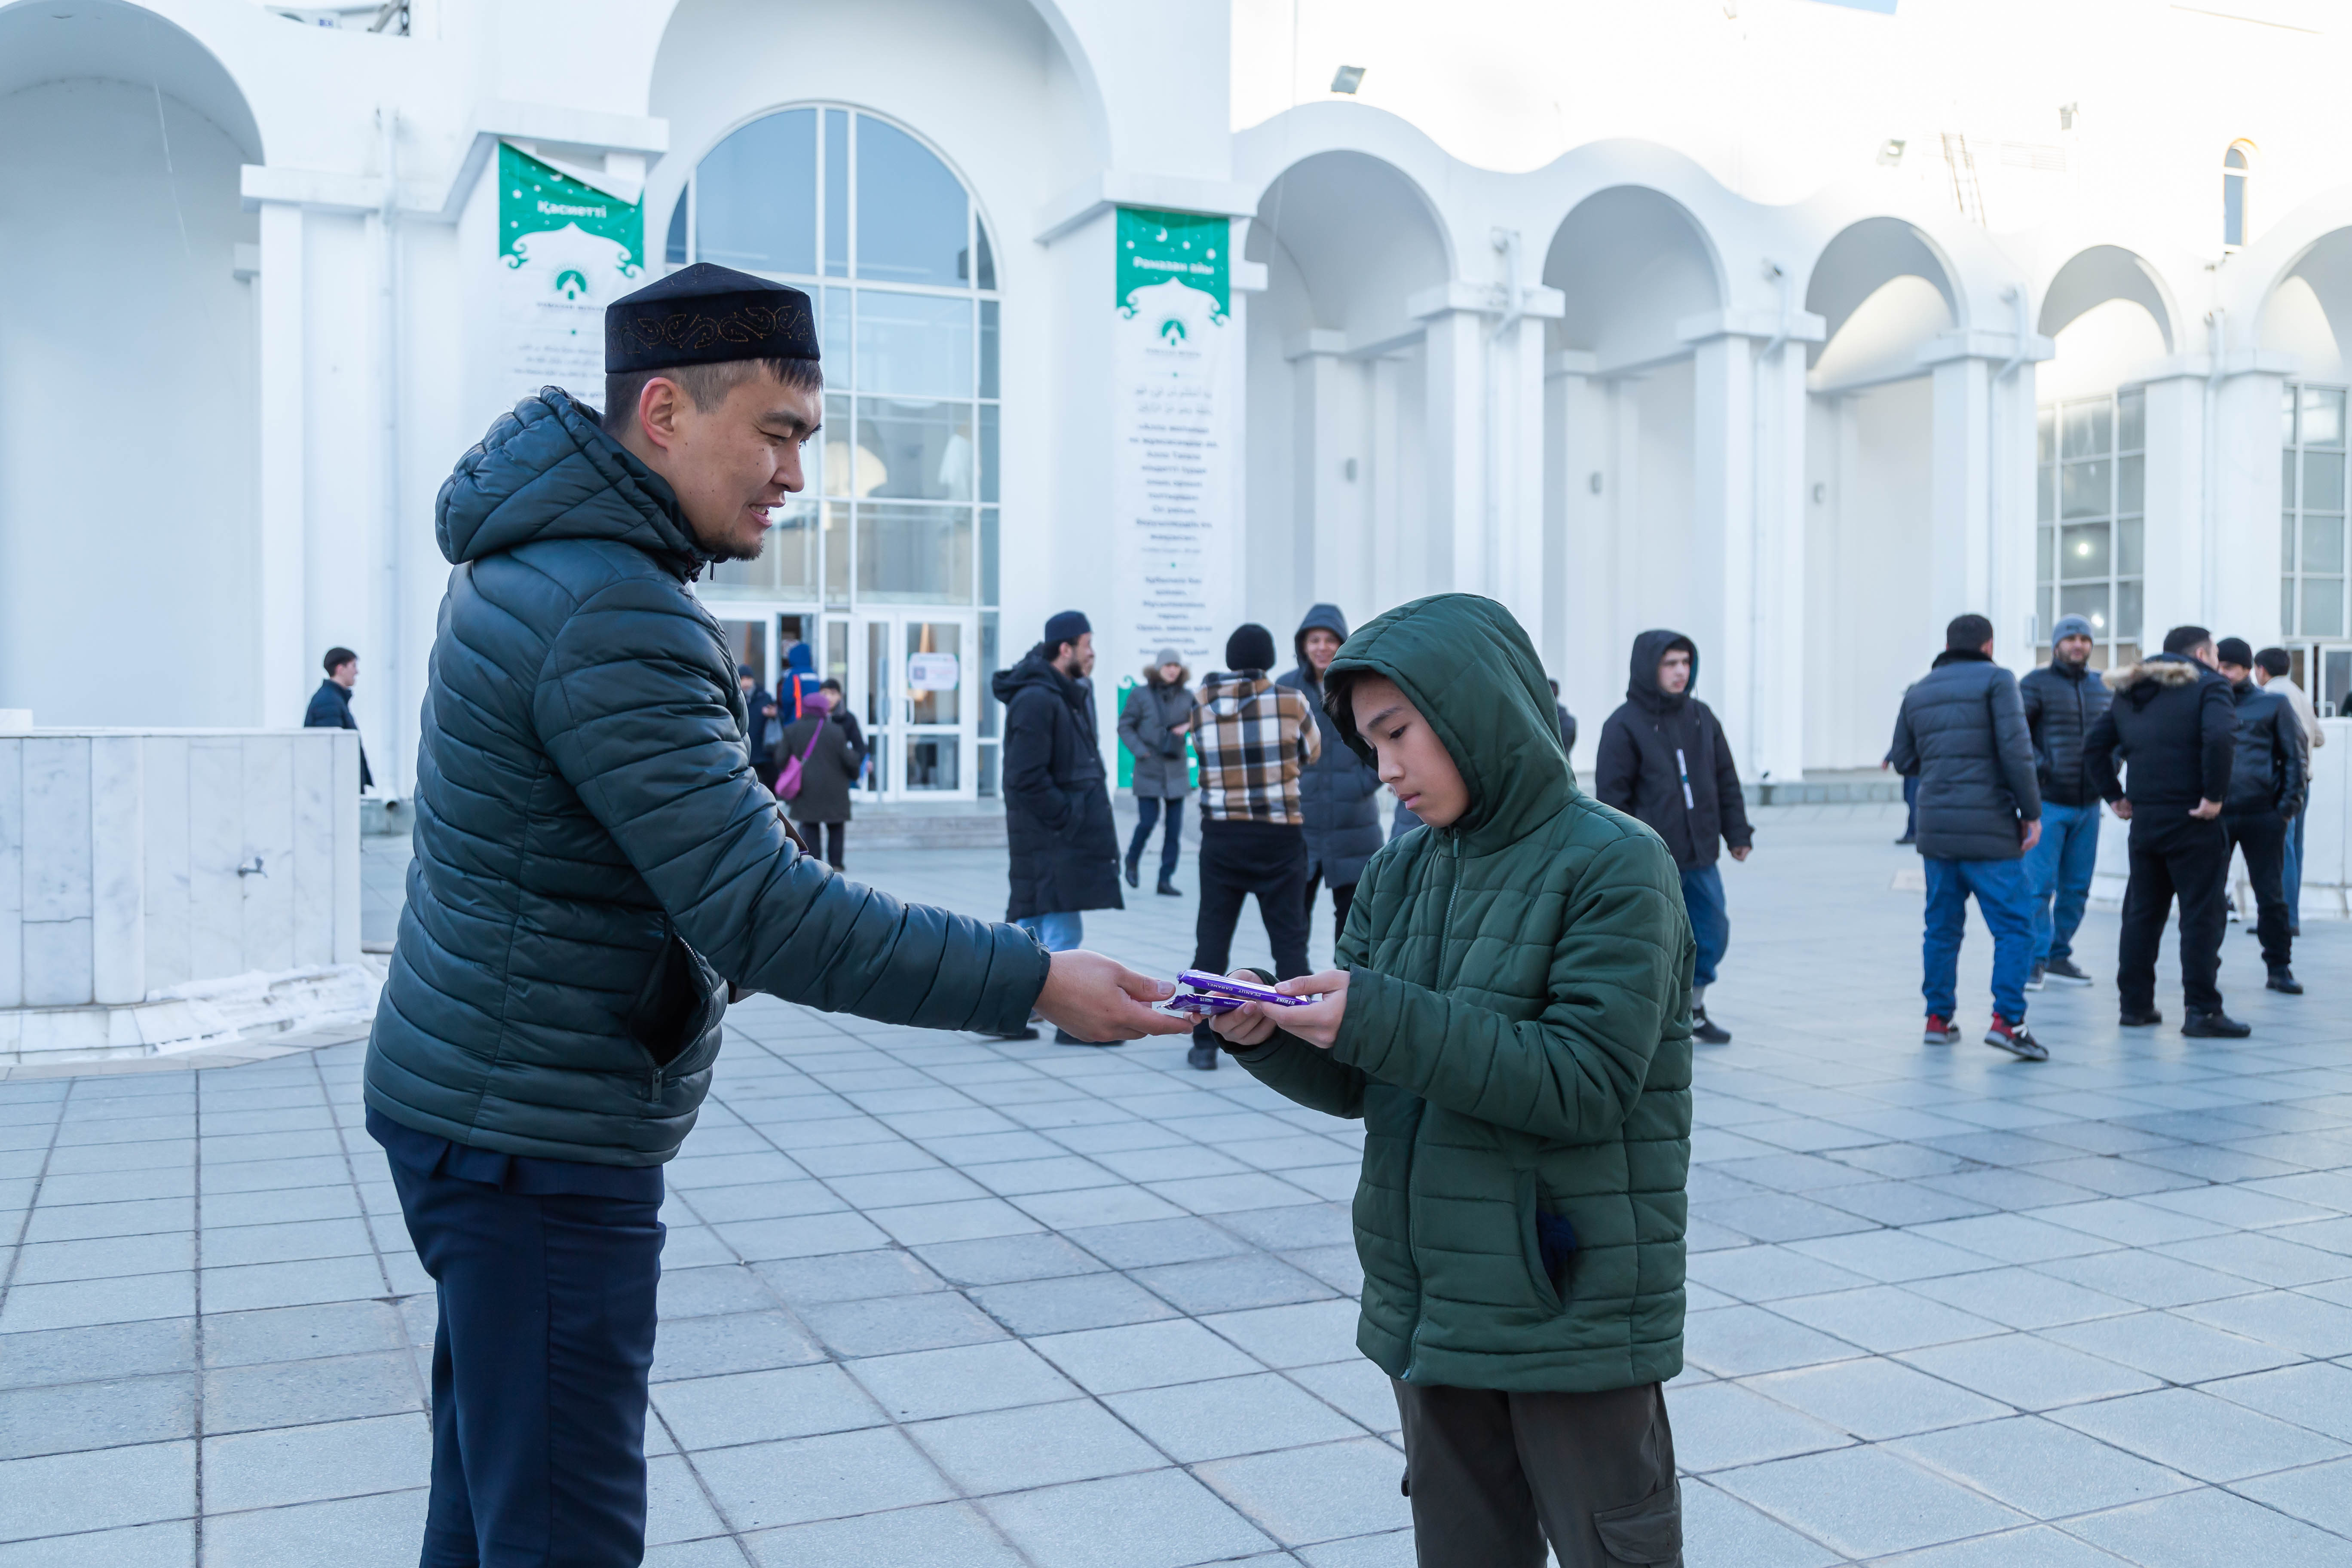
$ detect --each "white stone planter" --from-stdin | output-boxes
[0,729,374,1063]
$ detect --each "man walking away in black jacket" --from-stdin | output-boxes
[2018,614,2110,991]
[996,609,1127,1044]
[1596,629,1752,1044]
[1890,615,2047,1060]
[1280,605,1384,955]
[304,646,375,791]
[2216,638,2307,994]
[2085,625,2243,1036]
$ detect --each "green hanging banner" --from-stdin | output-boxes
[494,143,644,407]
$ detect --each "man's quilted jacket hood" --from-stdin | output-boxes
[1236,593,1694,1392]
[367,389,1048,1165]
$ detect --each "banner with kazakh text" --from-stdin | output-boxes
[496,143,643,409]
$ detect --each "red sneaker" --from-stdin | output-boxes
[1985,1014,2048,1061]
[1923,1014,1960,1045]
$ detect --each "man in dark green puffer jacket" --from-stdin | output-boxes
[1213,594,1693,1568]
[366,263,1184,1566]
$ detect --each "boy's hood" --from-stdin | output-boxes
[1325,594,1571,853]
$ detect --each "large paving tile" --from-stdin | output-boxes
[200,1300,406,1369]
[2065,1482,2352,1568]
[746,1501,1026,1568]
[2202,1359,2352,1442]
[908,1397,1165,1493]
[969,1271,1179,1335]
[1709,1444,2030,1559]
[200,1412,430,1512]
[1681,1305,1862,1377]
[0,1270,193,1333]
[0,1317,196,1388]
[981,1468,1276,1568]
[694,1425,956,1531]
[0,1439,193,1541]
[1888,1413,2195,1516]
[1896,1331,2161,1411]
[845,1339,1083,1421]
[651,1362,885,1450]
[1030,1319,1265,1394]
[1874,1525,2138,1567]
[2049,1387,2350,1482]
[1107,1372,1366,1462]
[200,1351,418,1434]
[1197,1300,1360,1369]
[0,1520,193,1568]
[1685,1243,1875,1304]
[2042,1310,2299,1384]
[1667,1380,1852,1473]
[793,1291,1005,1357]
[1905,1266,2138,1330]
[1745,1356,2010,1439]
[202,1486,426,1568]
[1195,1436,1414,1547]
[1766,1284,2005,1354]
[648,1311,824,1383]
[1680,1477,1844,1567]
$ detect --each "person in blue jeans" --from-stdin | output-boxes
[2254,646,2321,934]
[2018,615,2111,989]
[1890,614,2047,1060]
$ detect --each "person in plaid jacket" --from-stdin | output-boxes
[1185,623,1322,1069]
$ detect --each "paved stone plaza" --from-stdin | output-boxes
[7,803,2352,1565]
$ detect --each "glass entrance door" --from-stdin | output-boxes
[842,612,977,800]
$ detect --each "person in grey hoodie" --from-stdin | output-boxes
[1118,649,1193,897]
[1278,604,1385,949]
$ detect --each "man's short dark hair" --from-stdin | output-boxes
[2257,646,2292,678]
[600,357,824,438]
[323,646,358,675]
[821,678,843,695]
[2162,625,2214,655]
[1945,614,1994,652]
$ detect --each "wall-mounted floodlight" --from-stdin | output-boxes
[1331,65,1366,94]
[1877,138,1906,166]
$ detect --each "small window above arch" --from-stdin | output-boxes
[2224,141,2255,250]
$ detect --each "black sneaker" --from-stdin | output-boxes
[1895,833,1916,845]
[1692,1008,1731,1045]
[2025,965,2046,992]
[1187,1042,1219,1071]
[1985,1014,2048,1061]
[2182,1010,2252,1038]
[986,1025,1039,1041]
[2119,1008,2163,1027]
[1124,854,1140,889]
[1054,1028,1124,1048]
[2043,957,2094,986]
[1157,876,1183,897]
[2268,968,2304,995]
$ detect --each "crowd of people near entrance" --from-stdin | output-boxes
[1889,613,2318,1061]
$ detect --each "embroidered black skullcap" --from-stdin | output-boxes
[605,262,820,373]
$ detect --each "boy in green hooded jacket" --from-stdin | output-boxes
[1212,594,1693,1568]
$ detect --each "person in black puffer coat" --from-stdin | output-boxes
[1278,603,1384,953]
[995,611,1125,1044]
[2216,637,2306,992]
[2018,614,2112,988]
[2085,625,2242,1035]
[1596,629,1751,1044]
[364,265,1181,1568]
[1889,615,2045,1058]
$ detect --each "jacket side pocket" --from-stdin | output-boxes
[625,923,726,1070]
[1592,1479,1682,1565]
[1515,1170,1567,1312]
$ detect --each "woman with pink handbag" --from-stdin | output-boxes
[770,689,864,868]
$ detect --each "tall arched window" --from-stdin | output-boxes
[664,107,1000,614]
[2224,142,2253,250]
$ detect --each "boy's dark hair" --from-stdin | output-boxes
[1945,614,1994,651]
[323,646,358,675]
[820,678,843,694]
[2257,646,2292,678]
[2162,625,2214,655]
[600,357,823,438]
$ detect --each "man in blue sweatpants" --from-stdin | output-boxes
[1891,614,2047,1060]
[2019,615,2111,990]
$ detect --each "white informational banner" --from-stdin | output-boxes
[1110,208,1240,705]
[495,143,643,410]
[907,652,959,692]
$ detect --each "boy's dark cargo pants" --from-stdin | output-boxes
[1393,1379,1682,1567]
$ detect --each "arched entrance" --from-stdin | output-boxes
[0,0,263,726]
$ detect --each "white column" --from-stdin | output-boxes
[1928,352,1994,642]
[1368,356,1403,612]
[2212,365,2291,643]
[1690,334,1756,767]
[1752,337,1810,783]
[2141,371,2208,648]
[1492,311,1549,655]
[257,201,309,729]
[1421,308,1484,594]
[1286,333,1370,619]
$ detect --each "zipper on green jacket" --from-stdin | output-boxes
[1401,832,1465,1381]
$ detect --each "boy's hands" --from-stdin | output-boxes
[1208,969,1350,1051]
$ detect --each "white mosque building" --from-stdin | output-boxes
[5,0,2351,802]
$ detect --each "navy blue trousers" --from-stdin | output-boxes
[386,1156,665,1567]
